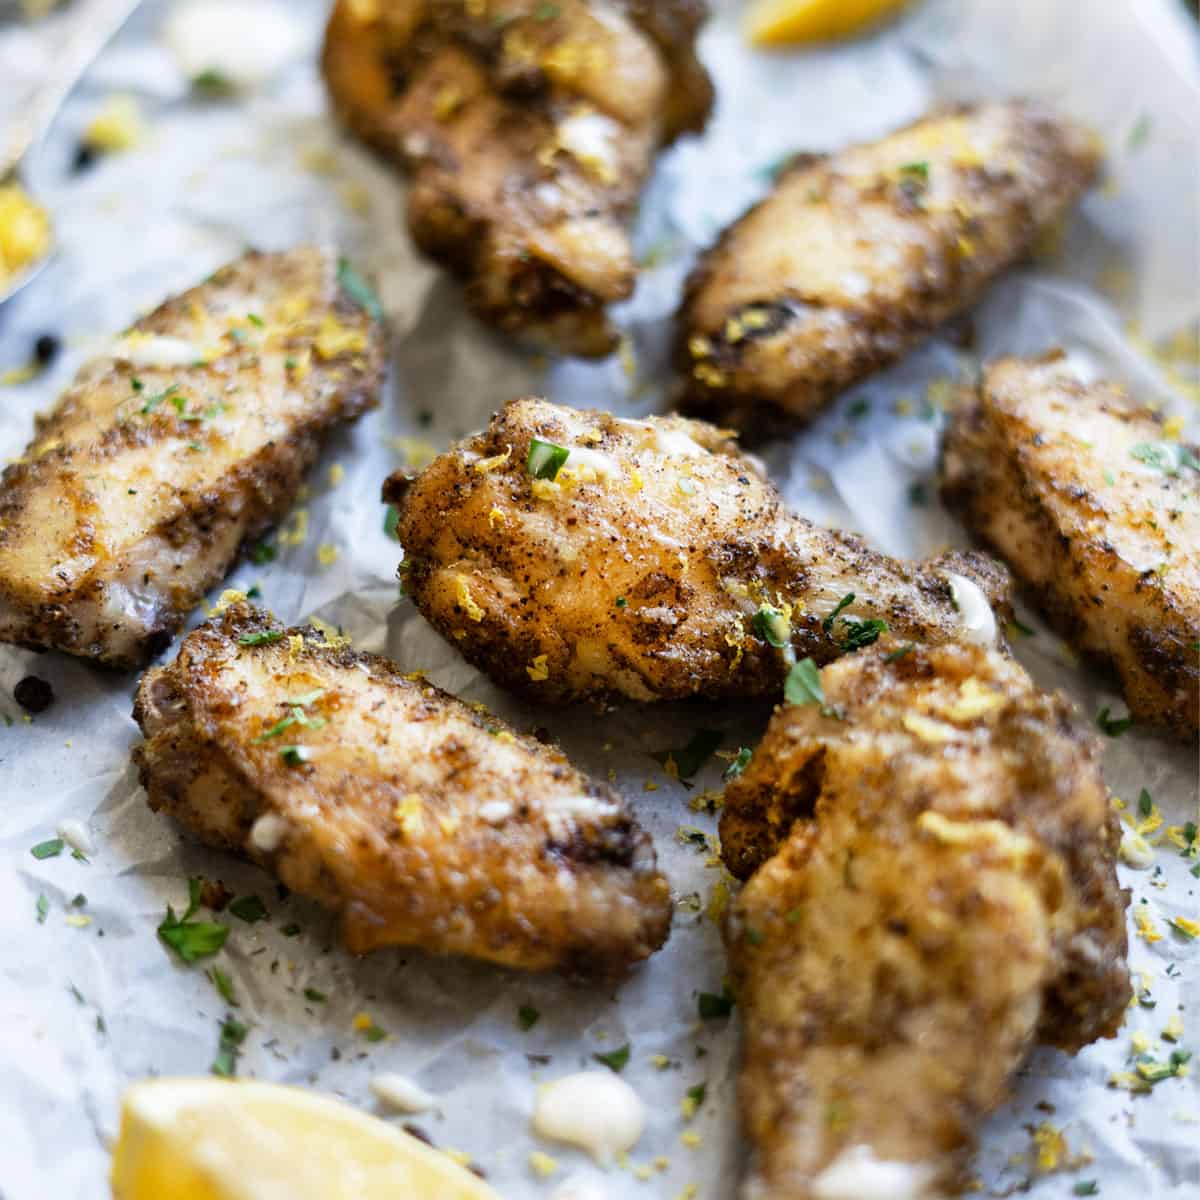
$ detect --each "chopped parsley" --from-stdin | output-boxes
[303,987,328,1004]
[158,878,228,963]
[209,967,238,1006]
[1134,1049,1191,1085]
[140,383,181,415]
[337,257,385,323]
[280,746,311,767]
[362,1021,387,1043]
[752,604,790,648]
[527,438,570,481]
[593,1043,631,1073]
[228,894,268,924]
[840,617,888,651]
[517,1005,541,1031]
[250,541,276,565]
[211,1016,248,1077]
[383,504,401,541]
[1130,441,1200,476]
[615,596,628,609]
[885,644,914,663]
[30,838,64,860]
[785,657,837,717]
[281,922,303,937]
[1097,707,1134,737]
[1073,1183,1100,1197]
[238,629,283,647]
[1138,788,1154,819]
[652,728,722,782]
[822,594,855,632]
[698,987,735,1020]
[686,1082,707,1109]
[192,69,235,97]
[899,161,929,180]
[723,746,753,781]
[35,893,48,923]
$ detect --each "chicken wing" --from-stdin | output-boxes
[321,0,712,357]
[676,102,1101,437]
[721,639,1129,1199]
[0,247,385,668]
[133,602,671,977]
[941,353,1200,740]
[385,398,1012,705]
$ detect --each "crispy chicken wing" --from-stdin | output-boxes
[385,398,1012,705]
[322,0,712,356]
[676,102,1100,436]
[0,247,385,668]
[133,603,671,976]
[942,353,1200,740]
[721,639,1129,1199]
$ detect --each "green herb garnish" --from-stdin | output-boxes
[192,69,235,98]
[209,967,238,1006]
[250,541,276,565]
[785,658,836,717]
[158,878,229,963]
[822,594,855,632]
[211,1016,248,1077]
[723,746,753,781]
[238,629,283,646]
[698,987,735,1020]
[840,617,888,651]
[229,894,268,924]
[1138,788,1154,818]
[280,746,311,767]
[304,987,328,1004]
[1130,441,1200,476]
[1097,707,1134,737]
[1073,1183,1100,1197]
[593,1043,631,1073]
[30,838,64,860]
[527,438,570,481]
[337,257,384,323]
[752,604,790,648]
[518,1005,541,1031]
[35,894,48,923]
[383,504,401,541]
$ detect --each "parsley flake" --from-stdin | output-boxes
[337,257,385,322]
[211,1016,248,1077]
[228,894,268,924]
[724,746,753,781]
[698,987,735,1020]
[518,1005,541,1031]
[1138,788,1154,819]
[280,746,311,767]
[30,838,64,860]
[383,504,401,541]
[35,893,48,923]
[527,438,570,480]
[158,879,229,963]
[209,966,238,1006]
[593,1043,631,1073]
[238,629,283,647]
[1097,707,1134,737]
[249,541,276,565]
[785,658,837,716]
[752,604,790,648]
[304,987,328,1004]
[1073,1183,1100,1197]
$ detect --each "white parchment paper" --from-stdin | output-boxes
[0,2,1197,1198]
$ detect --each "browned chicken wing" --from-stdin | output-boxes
[133,603,671,977]
[942,353,1200,741]
[721,639,1129,1199]
[322,0,713,357]
[385,398,1012,706]
[0,247,385,667]
[676,102,1101,437]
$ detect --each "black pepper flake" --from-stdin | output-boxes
[14,676,54,714]
[34,334,61,367]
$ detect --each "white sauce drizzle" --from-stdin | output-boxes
[1119,829,1156,870]
[478,801,514,825]
[532,1071,645,1165]
[565,445,620,477]
[811,1146,937,1200]
[944,573,998,645]
[56,818,94,857]
[248,813,289,854]
[112,334,208,368]
[370,1073,435,1114]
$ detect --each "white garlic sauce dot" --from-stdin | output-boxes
[944,572,998,645]
[531,1071,645,1166]
[56,818,93,857]
[811,1145,937,1200]
[370,1073,435,1114]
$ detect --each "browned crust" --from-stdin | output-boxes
[674,102,1102,437]
[133,603,672,978]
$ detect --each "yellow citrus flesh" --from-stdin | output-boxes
[111,1078,500,1200]
[747,0,910,46]
[0,184,50,286]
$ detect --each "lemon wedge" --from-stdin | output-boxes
[111,1078,499,1200]
[747,0,910,46]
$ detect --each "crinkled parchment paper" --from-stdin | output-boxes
[0,2,1197,1197]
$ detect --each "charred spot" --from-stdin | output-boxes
[144,628,176,660]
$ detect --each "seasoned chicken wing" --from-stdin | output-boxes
[942,353,1200,741]
[0,247,385,668]
[676,102,1101,436]
[721,639,1129,1199]
[133,603,671,977]
[385,398,1012,705]
[322,0,712,357]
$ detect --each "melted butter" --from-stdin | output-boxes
[944,572,998,645]
[531,1071,645,1165]
[812,1146,936,1200]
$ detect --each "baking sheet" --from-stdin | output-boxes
[0,1,1198,1197]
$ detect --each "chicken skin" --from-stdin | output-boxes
[721,639,1129,1200]
[942,353,1200,741]
[0,247,385,668]
[133,603,671,977]
[676,102,1101,437]
[322,0,712,358]
[385,398,1012,706]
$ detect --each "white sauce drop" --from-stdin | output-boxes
[565,445,620,477]
[56,818,94,857]
[531,1071,645,1166]
[812,1146,936,1200]
[370,1073,435,1114]
[478,801,514,825]
[249,813,289,854]
[557,110,619,176]
[1119,829,1156,870]
[649,427,707,459]
[164,0,309,90]
[112,334,208,368]
[944,573,998,646]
